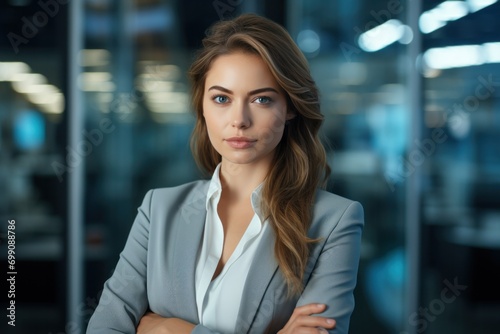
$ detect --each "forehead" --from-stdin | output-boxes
[204,52,281,91]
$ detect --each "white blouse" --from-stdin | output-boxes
[194,164,270,333]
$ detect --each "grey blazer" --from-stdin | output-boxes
[86,180,364,334]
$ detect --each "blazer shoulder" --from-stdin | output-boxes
[311,189,364,232]
[148,179,210,200]
[139,180,210,217]
[314,189,363,212]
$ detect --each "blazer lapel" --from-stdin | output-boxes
[235,227,280,333]
[173,182,209,323]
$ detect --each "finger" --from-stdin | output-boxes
[281,304,331,332]
[293,303,327,317]
[293,328,327,334]
[295,327,331,334]
[285,304,326,327]
[294,315,336,329]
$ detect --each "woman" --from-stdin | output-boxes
[87,13,363,334]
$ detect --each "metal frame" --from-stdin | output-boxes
[405,1,423,333]
[67,0,84,330]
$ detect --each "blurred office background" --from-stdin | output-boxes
[1,0,499,333]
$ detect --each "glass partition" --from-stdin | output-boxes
[419,1,500,333]
[2,1,499,333]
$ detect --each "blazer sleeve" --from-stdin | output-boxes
[86,190,153,333]
[296,201,364,334]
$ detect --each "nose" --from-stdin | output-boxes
[231,103,251,129]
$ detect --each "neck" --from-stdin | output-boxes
[219,161,269,202]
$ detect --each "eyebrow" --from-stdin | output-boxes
[207,85,279,96]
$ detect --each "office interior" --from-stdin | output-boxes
[0,0,499,333]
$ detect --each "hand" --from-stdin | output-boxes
[278,303,336,334]
[137,312,196,334]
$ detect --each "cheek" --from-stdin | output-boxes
[204,116,215,136]
[204,119,218,146]
[270,114,287,134]
[263,109,287,134]
[258,116,286,146]
[203,113,222,144]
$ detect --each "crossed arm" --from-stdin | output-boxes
[136,303,336,334]
[135,198,363,334]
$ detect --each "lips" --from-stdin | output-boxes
[225,137,257,149]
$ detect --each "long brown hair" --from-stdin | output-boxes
[189,13,330,297]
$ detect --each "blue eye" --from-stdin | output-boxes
[213,95,229,104]
[255,96,272,104]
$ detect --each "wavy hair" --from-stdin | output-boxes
[189,13,330,297]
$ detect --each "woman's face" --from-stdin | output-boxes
[202,51,294,171]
